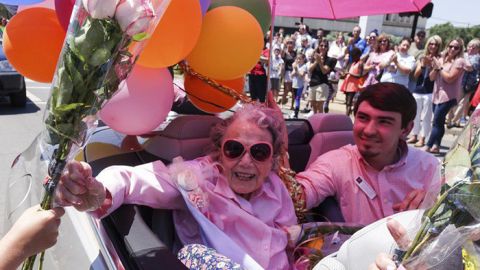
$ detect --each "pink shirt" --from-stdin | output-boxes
[432,57,466,104]
[296,144,441,225]
[96,157,297,270]
[366,50,394,67]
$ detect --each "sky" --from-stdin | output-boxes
[426,0,480,28]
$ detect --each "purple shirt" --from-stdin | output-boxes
[96,157,297,269]
[296,144,441,225]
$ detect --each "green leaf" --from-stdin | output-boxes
[132,32,150,42]
[57,67,74,106]
[88,47,112,67]
[56,123,74,137]
[53,103,85,113]
[468,181,480,195]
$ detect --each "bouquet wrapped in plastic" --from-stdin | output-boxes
[286,222,363,269]
[397,110,480,269]
[3,0,171,269]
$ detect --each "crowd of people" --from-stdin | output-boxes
[3,22,478,270]
[251,24,480,155]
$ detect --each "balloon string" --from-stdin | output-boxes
[173,82,236,113]
[179,61,252,104]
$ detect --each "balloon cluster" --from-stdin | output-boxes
[1,0,271,134]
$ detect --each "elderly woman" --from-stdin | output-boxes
[55,98,297,269]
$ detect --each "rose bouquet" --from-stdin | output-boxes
[397,110,480,269]
[3,0,171,269]
[287,222,363,269]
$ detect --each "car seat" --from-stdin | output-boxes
[306,113,355,169]
[284,118,314,172]
[87,114,353,269]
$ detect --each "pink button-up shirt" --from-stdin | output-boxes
[96,157,297,270]
[296,144,441,225]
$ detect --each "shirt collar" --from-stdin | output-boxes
[356,140,409,170]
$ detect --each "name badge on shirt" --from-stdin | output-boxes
[355,176,377,200]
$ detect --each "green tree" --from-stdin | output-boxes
[429,23,480,49]
[0,4,14,19]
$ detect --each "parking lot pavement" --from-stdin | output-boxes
[277,90,461,162]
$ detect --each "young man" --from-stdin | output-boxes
[296,82,441,225]
[408,30,426,60]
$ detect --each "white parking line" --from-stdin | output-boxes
[29,86,51,90]
[26,90,45,104]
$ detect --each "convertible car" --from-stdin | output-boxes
[4,112,358,270]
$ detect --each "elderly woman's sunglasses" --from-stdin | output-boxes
[222,139,273,162]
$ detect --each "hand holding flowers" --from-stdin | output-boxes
[20,0,170,269]
[391,110,480,269]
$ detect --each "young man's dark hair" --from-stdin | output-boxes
[353,82,416,128]
[416,30,426,38]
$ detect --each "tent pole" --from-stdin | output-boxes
[410,13,419,40]
[264,0,276,103]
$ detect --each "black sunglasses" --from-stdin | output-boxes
[222,140,273,162]
[449,45,460,50]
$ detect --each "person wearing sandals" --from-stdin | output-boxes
[424,38,467,154]
[407,35,443,148]
[340,47,364,116]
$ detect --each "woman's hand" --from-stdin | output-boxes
[0,205,65,269]
[389,53,397,64]
[423,55,432,68]
[55,160,106,212]
[431,57,441,70]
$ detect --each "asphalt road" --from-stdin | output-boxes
[0,79,51,183]
[0,79,51,234]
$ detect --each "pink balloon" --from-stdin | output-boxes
[99,66,174,135]
[55,0,75,31]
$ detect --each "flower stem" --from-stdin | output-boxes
[402,187,453,262]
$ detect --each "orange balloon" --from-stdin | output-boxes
[186,6,263,80]
[4,8,65,83]
[137,0,202,68]
[184,74,244,113]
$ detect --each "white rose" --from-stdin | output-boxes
[115,0,155,36]
[82,0,120,19]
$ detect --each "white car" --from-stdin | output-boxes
[3,113,357,270]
